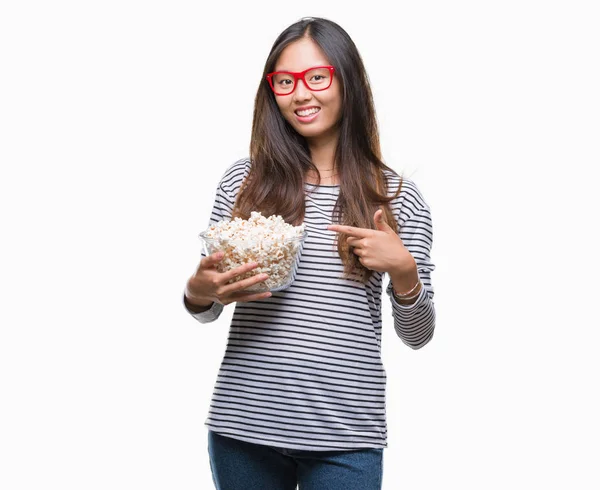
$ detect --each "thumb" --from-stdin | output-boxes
[374,208,392,232]
[199,251,224,270]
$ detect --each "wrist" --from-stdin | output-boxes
[389,256,418,290]
[393,281,422,304]
[389,251,417,276]
[184,288,213,308]
[184,294,214,313]
[390,261,421,305]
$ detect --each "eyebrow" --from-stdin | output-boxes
[273,65,328,72]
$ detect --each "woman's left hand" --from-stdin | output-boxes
[327,208,416,274]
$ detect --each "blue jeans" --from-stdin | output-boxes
[207,430,383,490]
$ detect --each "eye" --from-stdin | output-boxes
[273,74,294,86]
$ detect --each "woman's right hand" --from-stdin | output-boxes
[185,252,272,307]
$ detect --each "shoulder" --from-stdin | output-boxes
[218,157,252,196]
[382,168,430,225]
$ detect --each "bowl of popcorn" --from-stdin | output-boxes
[198,211,307,293]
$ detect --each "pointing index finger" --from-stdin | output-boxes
[327,224,373,238]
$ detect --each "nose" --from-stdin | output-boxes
[292,78,312,102]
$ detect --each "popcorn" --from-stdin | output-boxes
[201,212,306,292]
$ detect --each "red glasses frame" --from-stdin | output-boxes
[266,65,336,96]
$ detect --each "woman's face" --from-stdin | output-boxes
[272,38,342,144]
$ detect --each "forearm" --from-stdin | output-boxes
[388,279,435,349]
[182,169,237,324]
[388,259,435,349]
[387,190,436,349]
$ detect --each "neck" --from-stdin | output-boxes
[305,134,340,185]
[306,129,339,173]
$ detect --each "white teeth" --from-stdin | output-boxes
[296,108,320,117]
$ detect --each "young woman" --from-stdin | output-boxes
[183,16,436,490]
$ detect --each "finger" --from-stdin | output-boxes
[220,261,260,283]
[223,271,269,295]
[352,247,364,256]
[234,290,273,303]
[346,236,364,247]
[199,251,224,270]
[327,224,373,238]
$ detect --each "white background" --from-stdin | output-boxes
[1,0,599,488]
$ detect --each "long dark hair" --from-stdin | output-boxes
[232,17,403,283]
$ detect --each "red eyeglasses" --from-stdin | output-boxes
[266,65,335,96]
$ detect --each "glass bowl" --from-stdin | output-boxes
[198,230,308,292]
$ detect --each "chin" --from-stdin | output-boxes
[295,124,331,139]
[296,127,319,137]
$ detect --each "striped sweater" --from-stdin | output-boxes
[185,158,436,451]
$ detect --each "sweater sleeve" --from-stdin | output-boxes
[385,198,436,349]
[184,181,236,324]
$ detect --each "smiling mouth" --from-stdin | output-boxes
[295,107,321,117]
